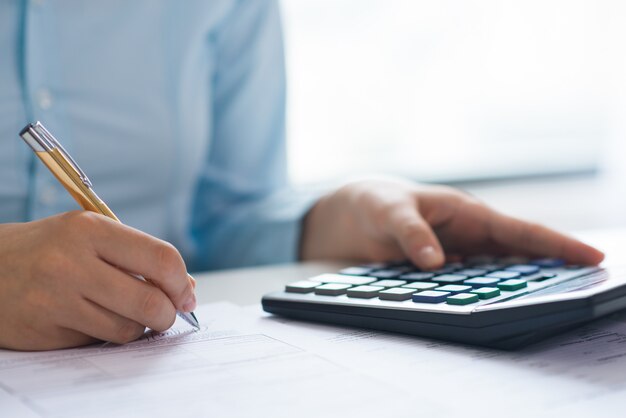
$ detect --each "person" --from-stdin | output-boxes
[0,1,603,351]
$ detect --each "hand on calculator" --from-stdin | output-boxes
[299,177,604,269]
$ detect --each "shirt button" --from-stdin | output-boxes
[40,186,58,206]
[36,88,53,110]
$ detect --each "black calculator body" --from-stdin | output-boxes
[262,258,626,349]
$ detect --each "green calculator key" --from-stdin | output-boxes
[471,287,500,299]
[446,293,479,305]
[497,279,527,291]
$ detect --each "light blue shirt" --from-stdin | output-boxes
[0,0,317,271]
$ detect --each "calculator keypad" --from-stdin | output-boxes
[284,258,582,308]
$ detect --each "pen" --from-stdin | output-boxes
[19,121,199,330]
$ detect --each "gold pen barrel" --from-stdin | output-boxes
[35,149,119,222]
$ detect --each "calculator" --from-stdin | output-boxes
[262,258,626,349]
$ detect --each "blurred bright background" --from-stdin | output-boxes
[279,0,626,234]
[281,0,626,185]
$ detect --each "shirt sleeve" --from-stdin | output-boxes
[189,0,320,271]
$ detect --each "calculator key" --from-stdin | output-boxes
[525,272,557,282]
[505,264,540,276]
[399,272,435,281]
[360,262,386,270]
[402,282,439,291]
[431,265,461,275]
[385,260,413,268]
[437,262,464,272]
[347,285,385,299]
[463,277,500,288]
[315,274,377,286]
[455,269,488,278]
[471,287,501,299]
[379,287,416,301]
[530,258,565,268]
[435,285,472,294]
[412,290,450,303]
[565,265,583,270]
[471,264,505,273]
[447,293,479,305]
[314,283,352,296]
[285,281,320,293]
[497,279,528,291]
[339,266,373,276]
[371,279,408,287]
[368,270,404,279]
[487,271,521,280]
[432,274,468,284]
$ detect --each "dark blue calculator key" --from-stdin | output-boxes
[285,281,321,293]
[339,266,374,276]
[455,269,488,278]
[412,290,450,304]
[486,271,521,280]
[505,264,540,276]
[530,258,565,268]
[463,277,500,288]
[432,274,468,284]
[399,272,435,281]
[314,283,352,296]
[435,285,472,294]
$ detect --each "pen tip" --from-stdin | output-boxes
[190,311,200,329]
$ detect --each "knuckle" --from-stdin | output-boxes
[155,242,185,278]
[113,321,145,344]
[63,210,102,234]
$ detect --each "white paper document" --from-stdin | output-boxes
[0,302,413,418]
[4,301,626,417]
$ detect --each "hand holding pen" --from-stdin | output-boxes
[0,122,198,351]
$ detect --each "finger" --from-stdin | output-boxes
[81,259,177,332]
[64,298,147,345]
[8,326,97,351]
[387,203,445,269]
[488,212,605,265]
[79,213,195,312]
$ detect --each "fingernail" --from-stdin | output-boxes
[418,246,442,268]
[182,294,196,312]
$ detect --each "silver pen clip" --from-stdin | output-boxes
[20,122,93,188]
